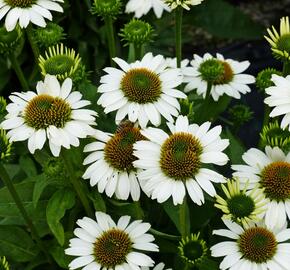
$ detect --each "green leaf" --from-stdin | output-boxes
[19,155,37,177]
[88,191,106,212]
[49,244,71,269]
[33,150,51,167]
[2,164,21,182]
[188,201,217,231]
[198,257,219,270]
[24,256,48,270]
[149,228,180,241]
[224,128,246,164]
[162,200,190,235]
[32,174,50,208]
[46,189,75,246]
[108,199,144,220]
[193,95,231,124]
[0,226,38,262]
[0,180,50,236]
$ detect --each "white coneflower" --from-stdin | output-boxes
[1,74,97,157]
[65,211,159,270]
[97,52,186,128]
[211,219,290,270]
[83,121,144,201]
[133,115,229,205]
[214,178,267,228]
[232,146,290,230]
[0,0,64,31]
[183,53,255,101]
[264,74,290,131]
[125,0,171,19]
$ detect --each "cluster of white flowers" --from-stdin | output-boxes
[4,1,290,269]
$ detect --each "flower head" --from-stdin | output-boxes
[0,25,23,55]
[0,129,12,161]
[228,104,253,128]
[215,178,267,228]
[0,256,9,270]
[1,74,97,157]
[120,18,154,47]
[38,43,82,82]
[264,74,290,131]
[133,115,229,205]
[43,156,67,183]
[97,52,186,128]
[232,146,290,229]
[256,68,282,92]
[183,53,255,101]
[33,22,65,48]
[178,233,208,267]
[211,219,290,270]
[265,16,290,61]
[125,0,171,19]
[0,0,64,32]
[65,211,159,270]
[164,0,204,10]
[82,121,145,201]
[91,0,121,18]
[260,120,290,151]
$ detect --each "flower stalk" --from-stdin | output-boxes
[175,7,183,68]
[61,150,94,218]
[9,53,30,91]
[179,197,189,237]
[283,60,290,76]
[104,16,116,66]
[26,25,40,63]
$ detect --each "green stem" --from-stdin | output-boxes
[0,163,52,263]
[179,197,189,237]
[26,25,40,63]
[283,60,290,76]
[175,7,183,68]
[204,81,212,101]
[134,44,142,60]
[197,82,212,122]
[9,53,29,90]
[61,150,94,218]
[104,16,116,66]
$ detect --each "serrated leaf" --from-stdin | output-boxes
[0,226,38,262]
[46,189,75,246]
